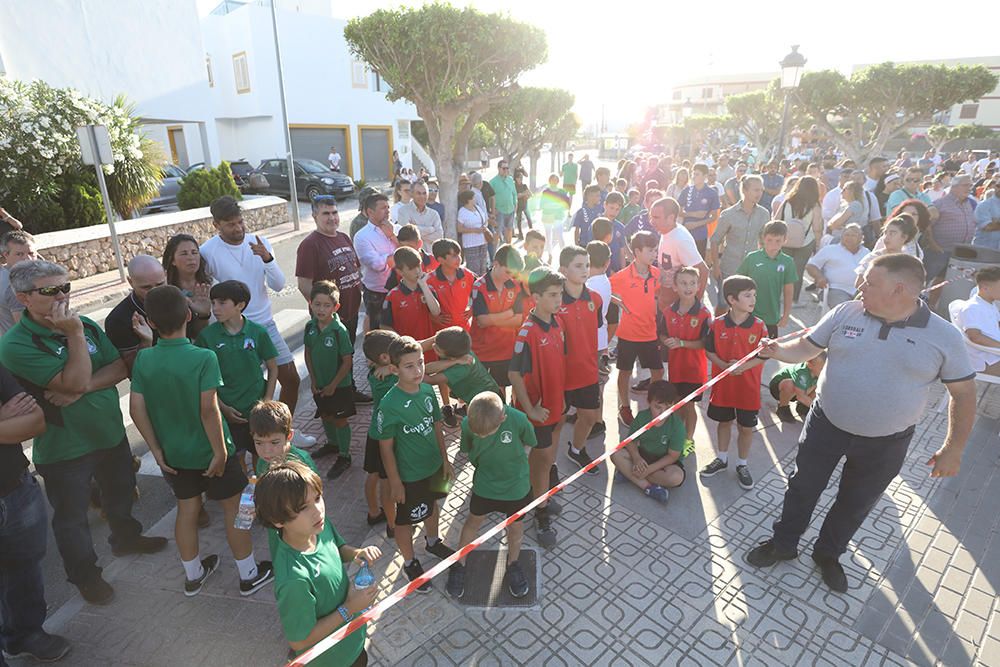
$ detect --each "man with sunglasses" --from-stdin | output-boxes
[103,255,166,372]
[0,260,166,606]
[885,167,939,222]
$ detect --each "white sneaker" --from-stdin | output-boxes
[291,431,316,447]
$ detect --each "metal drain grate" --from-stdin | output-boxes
[454,548,539,608]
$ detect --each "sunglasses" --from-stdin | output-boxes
[28,282,71,296]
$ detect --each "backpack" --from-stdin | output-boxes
[780,202,814,248]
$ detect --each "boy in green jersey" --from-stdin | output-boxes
[736,220,798,338]
[304,281,357,481]
[372,336,455,591]
[361,329,400,536]
[446,391,536,600]
[610,381,688,505]
[131,286,273,597]
[424,326,501,405]
[769,353,826,424]
[196,280,278,473]
[256,461,382,667]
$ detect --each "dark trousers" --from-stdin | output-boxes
[343,314,359,392]
[773,404,913,558]
[35,438,142,585]
[0,472,48,653]
[784,244,813,302]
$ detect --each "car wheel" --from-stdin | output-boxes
[305,186,320,201]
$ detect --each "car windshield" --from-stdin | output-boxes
[298,159,331,174]
[163,165,185,178]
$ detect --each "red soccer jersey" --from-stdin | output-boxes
[609,263,661,343]
[704,312,767,411]
[509,313,567,426]
[426,266,474,332]
[382,283,438,361]
[470,273,525,362]
[556,286,604,390]
[385,249,439,291]
[657,300,711,385]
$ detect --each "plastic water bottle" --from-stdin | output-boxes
[354,561,374,589]
[234,476,256,530]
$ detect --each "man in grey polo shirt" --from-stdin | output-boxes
[745,253,977,592]
[709,175,769,313]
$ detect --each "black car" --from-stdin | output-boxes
[187,159,254,194]
[249,159,355,201]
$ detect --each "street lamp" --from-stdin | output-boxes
[776,45,806,161]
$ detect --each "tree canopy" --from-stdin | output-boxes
[481,86,575,167]
[926,123,996,154]
[723,85,786,159]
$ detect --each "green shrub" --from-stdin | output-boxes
[61,181,104,229]
[177,161,242,210]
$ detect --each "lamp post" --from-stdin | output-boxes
[776,45,806,162]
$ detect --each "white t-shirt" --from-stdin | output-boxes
[585,273,612,350]
[951,294,1000,371]
[200,234,285,324]
[657,224,703,289]
[821,186,843,223]
[457,206,487,248]
[807,243,869,294]
[328,151,341,169]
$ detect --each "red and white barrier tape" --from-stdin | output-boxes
[287,326,814,666]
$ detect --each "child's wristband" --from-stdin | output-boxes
[338,605,351,623]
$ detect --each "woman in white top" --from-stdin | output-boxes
[770,176,800,217]
[456,189,491,275]
[665,167,689,200]
[855,213,919,288]
[389,179,413,225]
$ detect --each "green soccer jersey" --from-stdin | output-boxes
[562,161,579,185]
[619,203,641,224]
[628,408,687,459]
[440,353,500,404]
[736,249,798,326]
[371,383,443,482]
[273,520,365,667]
[771,362,817,393]
[459,406,537,501]
[366,368,398,438]
[304,315,353,389]
[0,315,125,464]
[196,317,278,416]
[131,338,234,469]
[257,447,318,557]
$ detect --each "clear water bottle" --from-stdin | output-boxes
[354,561,374,589]
[234,476,256,530]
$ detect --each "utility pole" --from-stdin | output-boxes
[270,0,300,229]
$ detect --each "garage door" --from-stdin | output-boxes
[289,126,350,176]
[360,126,391,182]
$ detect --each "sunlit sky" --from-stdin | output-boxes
[200,0,997,131]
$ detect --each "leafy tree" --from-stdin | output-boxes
[177,161,242,210]
[793,62,998,163]
[723,85,787,159]
[344,3,546,238]
[926,124,996,154]
[482,87,575,168]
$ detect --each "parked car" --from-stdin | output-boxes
[249,158,355,201]
[143,164,187,212]
[187,159,254,193]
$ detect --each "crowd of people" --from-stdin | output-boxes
[0,140,995,666]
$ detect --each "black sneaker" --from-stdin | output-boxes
[184,554,219,597]
[507,560,529,598]
[743,540,798,568]
[2,630,71,663]
[736,464,754,490]
[535,508,557,549]
[111,535,168,557]
[589,421,606,438]
[567,444,598,476]
[442,405,458,428]
[795,402,810,418]
[403,558,432,593]
[353,390,373,404]
[78,576,115,605]
[367,509,387,525]
[446,563,465,598]
[631,378,650,393]
[812,553,848,593]
[699,458,727,477]
[311,443,338,458]
[426,538,455,560]
[326,456,352,480]
[775,405,796,424]
[240,561,275,596]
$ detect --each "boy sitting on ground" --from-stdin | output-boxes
[769,354,826,423]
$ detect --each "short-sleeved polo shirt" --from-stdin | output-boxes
[509,313,567,426]
[273,520,365,667]
[807,300,975,437]
[382,282,437,343]
[441,352,500,403]
[609,263,660,343]
[303,315,353,389]
[704,313,767,411]
[459,406,537,501]
[737,249,798,326]
[679,184,721,242]
[426,267,474,332]
[470,273,525,362]
[372,383,443,481]
[132,337,235,469]
[196,317,278,416]
[562,161,579,186]
[0,315,125,464]
[556,287,604,390]
[657,301,711,384]
[628,408,687,459]
[712,203,771,278]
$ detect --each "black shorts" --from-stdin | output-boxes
[362,288,387,329]
[565,383,600,410]
[769,376,788,402]
[616,339,662,371]
[638,449,687,485]
[606,303,620,325]
[672,382,703,403]
[482,359,511,388]
[469,491,532,521]
[228,420,257,455]
[533,422,559,449]
[706,404,759,428]
[363,436,387,478]
[163,455,248,501]
[395,466,450,526]
[314,386,357,420]
[766,323,779,339]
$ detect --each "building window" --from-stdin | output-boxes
[206,55,214,88]
[702,87,713,99]
[672,90,682,101]
[351,60,368,89]
[959,103,979,120]
[232,52,250,94]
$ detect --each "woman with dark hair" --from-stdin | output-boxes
[777,175,824,301]
[855,213,920,288]
[876,199,931,258]
[162,233,213,339]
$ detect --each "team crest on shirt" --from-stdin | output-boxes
[777,265,785,272]
[507,290,515,300]
[500,430,513,444]
[324,337,334,347]
[424,395,434,413]
[588,301,595,312]
[719,331,728,339]
[748,334,757,344]
[85,337,97,354]
[243,337,255,350]
[690,317,698,328]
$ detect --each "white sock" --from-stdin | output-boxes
[737,458,748,468]
[717,452,729,464]
[570,445,582,455]
[182,556,204,581]
[235,554,258,581]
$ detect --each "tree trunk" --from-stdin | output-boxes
[529,153,539,190]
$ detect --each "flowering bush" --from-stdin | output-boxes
[0,79,164,232]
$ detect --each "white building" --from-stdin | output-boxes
[657,72,777,125]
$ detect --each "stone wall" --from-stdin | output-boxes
[36,198,288,279]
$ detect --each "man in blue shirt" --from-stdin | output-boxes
[679,163,721,256]
[572,185,605,246]
[761,162,784,212]
[974,179,1000,250]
